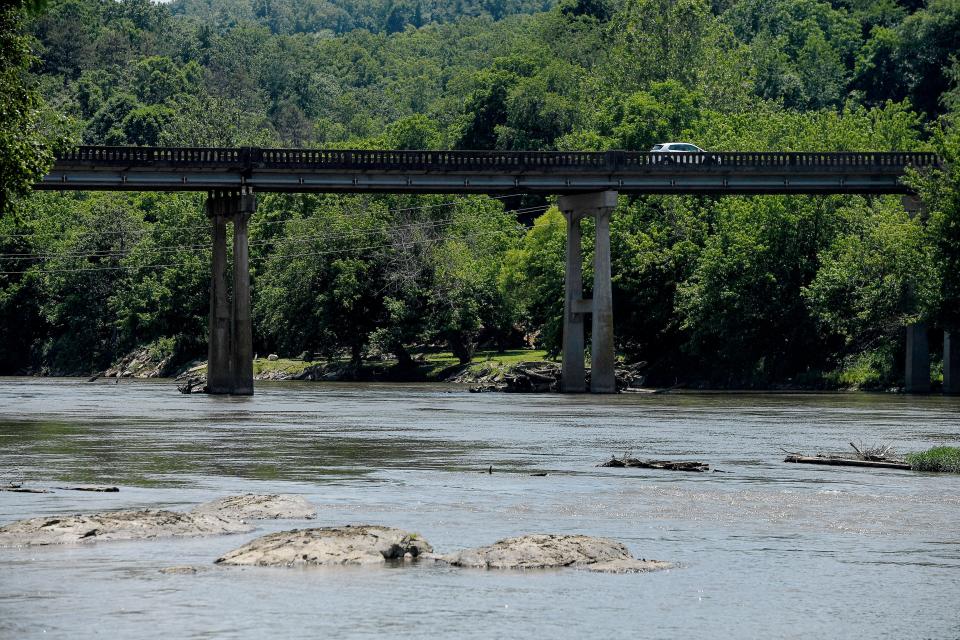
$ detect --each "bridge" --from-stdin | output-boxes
[40,147,937,194]
[38,146,953,395]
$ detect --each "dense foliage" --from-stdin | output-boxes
[1,0,959,387]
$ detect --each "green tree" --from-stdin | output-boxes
[0,0,63,217]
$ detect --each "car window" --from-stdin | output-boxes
[681,144,699,152]
[651,144,663,151]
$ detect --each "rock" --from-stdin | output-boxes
[192,494,316,520]
[267,354,279,361]
[583,559,674,573]
[439,534,671,572]
[215,525,432,567]
[159,565,206,575]
[0,510,252,547]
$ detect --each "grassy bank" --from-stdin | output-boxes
[906,447,960,473]
[246,349,552,382]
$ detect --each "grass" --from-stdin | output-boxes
[244,348,552,381]
[906,446,960,473]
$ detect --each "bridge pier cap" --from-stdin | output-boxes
[557,191,619,213]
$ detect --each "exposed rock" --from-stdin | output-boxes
[192,494,316,520]
[583,559,674,573]
[215,525,432,567]
[455,361,647,393]
[267,354,279,361]
[439,534,671,572]
[103,345,174,379]
[159,565,206,575]
[0,509,252,547]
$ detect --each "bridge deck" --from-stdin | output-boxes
[37,147,941,195]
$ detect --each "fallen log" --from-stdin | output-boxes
[54,485,120,492]
[784,455,911,470]
[177,376,206,394]
[599,456,710,472]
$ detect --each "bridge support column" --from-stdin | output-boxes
[560,208,586,392]
[558,191,618,394]
[231,189,255,395]
[591,204,616,393]
[206,196,233,394]
[205,189,256,396]
[944,332,960,395]
[905,321,930,394]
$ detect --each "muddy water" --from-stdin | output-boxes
[1,379,959,639]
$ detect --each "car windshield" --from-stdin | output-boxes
[651,144,663,151]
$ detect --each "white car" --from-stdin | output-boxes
[649,142,719,164]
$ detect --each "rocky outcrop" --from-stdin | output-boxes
[215,525,432,567]
[103,346,174,379]
[455,361,647,393]
[438,534,672,572]
[0,509,252,547]
[192,494,316,520]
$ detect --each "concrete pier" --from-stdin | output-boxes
[231,190,255,395]
[557,191,618,393]
[590,205,615,393]
[945,332,960,395]
[904,321,930,393]
[205,189,256,396]
[206,196,233,394]
[560,209,586,393]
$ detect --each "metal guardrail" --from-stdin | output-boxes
[55,147,942,171]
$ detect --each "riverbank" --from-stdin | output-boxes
[25,344,954,394]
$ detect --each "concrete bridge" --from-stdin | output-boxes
[38,146,953,395]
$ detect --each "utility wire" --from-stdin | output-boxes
[0,206,546,276]
[0,192,529,239]
[0,205,546,261]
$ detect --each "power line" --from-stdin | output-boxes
[0,206,546,276]
[0,205,546,261]
[0,192,529,240]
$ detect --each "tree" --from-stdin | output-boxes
[0,0,63,217]
[910,121,960,334]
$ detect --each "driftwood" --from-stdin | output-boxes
[54,485,119,492]
[0,486,51,493]
[177,376,206,394]
[784,455,911,470]
[599,455,710,472]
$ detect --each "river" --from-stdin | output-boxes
[1,379,959,639]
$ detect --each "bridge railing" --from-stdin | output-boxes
[54,147,942,171]
[58,146,246,164]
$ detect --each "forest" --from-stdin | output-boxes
[1,0,959,387]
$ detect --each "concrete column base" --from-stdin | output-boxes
[944,332,960,395]
[905,321,930,394]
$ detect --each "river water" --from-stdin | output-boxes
[1,379,959,639]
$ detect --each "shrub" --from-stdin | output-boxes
[907,446,960,473]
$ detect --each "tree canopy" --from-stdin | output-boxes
[1,0,959,388]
